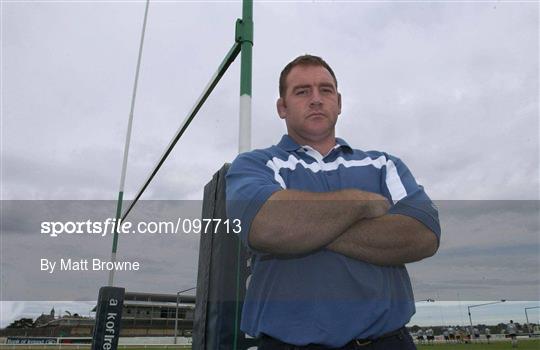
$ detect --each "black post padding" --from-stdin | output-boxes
[91,287,125,350]
[193,164,258,349]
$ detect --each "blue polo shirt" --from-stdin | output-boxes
[226,135,440,347]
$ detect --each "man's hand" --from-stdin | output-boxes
[361,192,391,218]
[326,214,438,266]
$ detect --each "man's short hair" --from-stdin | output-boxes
[279,54,338,97]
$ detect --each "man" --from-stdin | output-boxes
[507,320,518,348]
[456,327,464,343]
[449,327,456,343]
[226,55,441,349]
[443,328,450,343]
[473,327,480,343]
[485,327,491,344]
[416,328,425,345]
[426,328,435,345]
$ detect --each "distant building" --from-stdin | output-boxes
[1,292,195,338]
[34,308,55,327]
[117,292,195,337]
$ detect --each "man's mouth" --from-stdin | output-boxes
[307,113,326,118]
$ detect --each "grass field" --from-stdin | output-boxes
[1,340,539,350]
[417,339,540,350]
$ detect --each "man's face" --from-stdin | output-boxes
[277,65,342,144]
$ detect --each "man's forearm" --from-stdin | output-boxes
[249,189,389,254]
[326,214,438,266]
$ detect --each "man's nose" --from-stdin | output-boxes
[309,91,322,107]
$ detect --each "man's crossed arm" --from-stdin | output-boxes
[249,189,438,266]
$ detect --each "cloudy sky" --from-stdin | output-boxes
[1,0,538,329]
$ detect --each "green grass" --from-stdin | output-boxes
[119,347,191,349]
[2,340,538,350]
[0,346,191,350]
[417,339,540,350]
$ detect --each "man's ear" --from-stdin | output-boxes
[338,92,342,115]
[277,97,287,119]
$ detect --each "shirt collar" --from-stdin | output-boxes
[277,135,353,153]
[277,135,302,151]
[335,137,352,152]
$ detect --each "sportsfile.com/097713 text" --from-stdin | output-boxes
[40,218,242,237]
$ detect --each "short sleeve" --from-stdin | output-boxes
[225,151,283,251]
[382,154,441,244]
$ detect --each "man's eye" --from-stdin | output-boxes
[296,90,308,96]
[321,88,334,93]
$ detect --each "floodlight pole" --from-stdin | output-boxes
[525,306,540,337]
[416,299,435,303]
[467,300,506,336]
[174,287,197,344]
